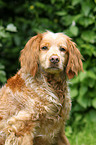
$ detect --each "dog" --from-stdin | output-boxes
[0,31,83,145]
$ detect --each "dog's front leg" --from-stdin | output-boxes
[5,132,33,145]
[57,130,70,145]
[5,110,34,145]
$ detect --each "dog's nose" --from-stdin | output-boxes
[49,55,60,64]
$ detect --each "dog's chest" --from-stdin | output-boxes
[35,114,63,141]
[28,78,65,138]
[22,74,70,140]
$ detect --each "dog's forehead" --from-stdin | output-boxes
[42,31,67,44]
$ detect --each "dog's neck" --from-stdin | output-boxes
[20,68,68,102]
[40,71,68,100]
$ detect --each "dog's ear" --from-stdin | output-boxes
[66,37,83,79]
[20,34,42,76]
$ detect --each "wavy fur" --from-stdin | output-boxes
[0,31,83,145]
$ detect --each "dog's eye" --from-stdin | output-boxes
[41,46,48,50]
[60,47,66,52]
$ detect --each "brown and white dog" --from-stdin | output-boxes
[0,31,83,145]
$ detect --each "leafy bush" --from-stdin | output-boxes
[0,24,17,84]
[68,122,96,145]
[0,0,96,126]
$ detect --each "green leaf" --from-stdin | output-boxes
[71,76,79,84]
[78,17,95,27]
[88,91,96,98]
[0,70,6,83]
[88,110,96,122]
[61,15,73,26]
[6,24,17,32]
[0,70,6,75]
[77,86,88,108]
[81,1,92,16]
[81,44,95,56]
[73,14,82,22]
[88,79,95,88]
[0,43,2,47]
[79,86,88,97]
[87,71,96,79]
[92,98,96,109]
[73,104,83,112]
[51,0,56,4]
[81,31,96,43]
[75,114,82,122]
[35,2,45,9]
[70,88,78,98]
[14,35,21,46]
[0,27,9,38]
[56,11,67,16]
[77,95,88,108]
[65,126,72,137]
[69,25,79,36]
[72,0,81,6]
[0,63,5,69]
[79,71,87,82]
[0,26,4,31]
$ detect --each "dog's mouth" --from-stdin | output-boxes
[47,67,59,70]
[45,66,62,74]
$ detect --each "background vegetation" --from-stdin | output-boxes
[0,0,96,144]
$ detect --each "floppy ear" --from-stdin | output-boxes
[20,34,42,76]
[66,37,83,79]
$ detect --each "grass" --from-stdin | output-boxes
[66,122,96,145]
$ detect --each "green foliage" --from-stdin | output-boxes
[0,63,6,84]
[0,0,96,128]
[67,122,96,145]
[0,24,17,84]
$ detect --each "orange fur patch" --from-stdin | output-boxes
[6,74,25,93]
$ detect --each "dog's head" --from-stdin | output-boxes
[20,31,83,79]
